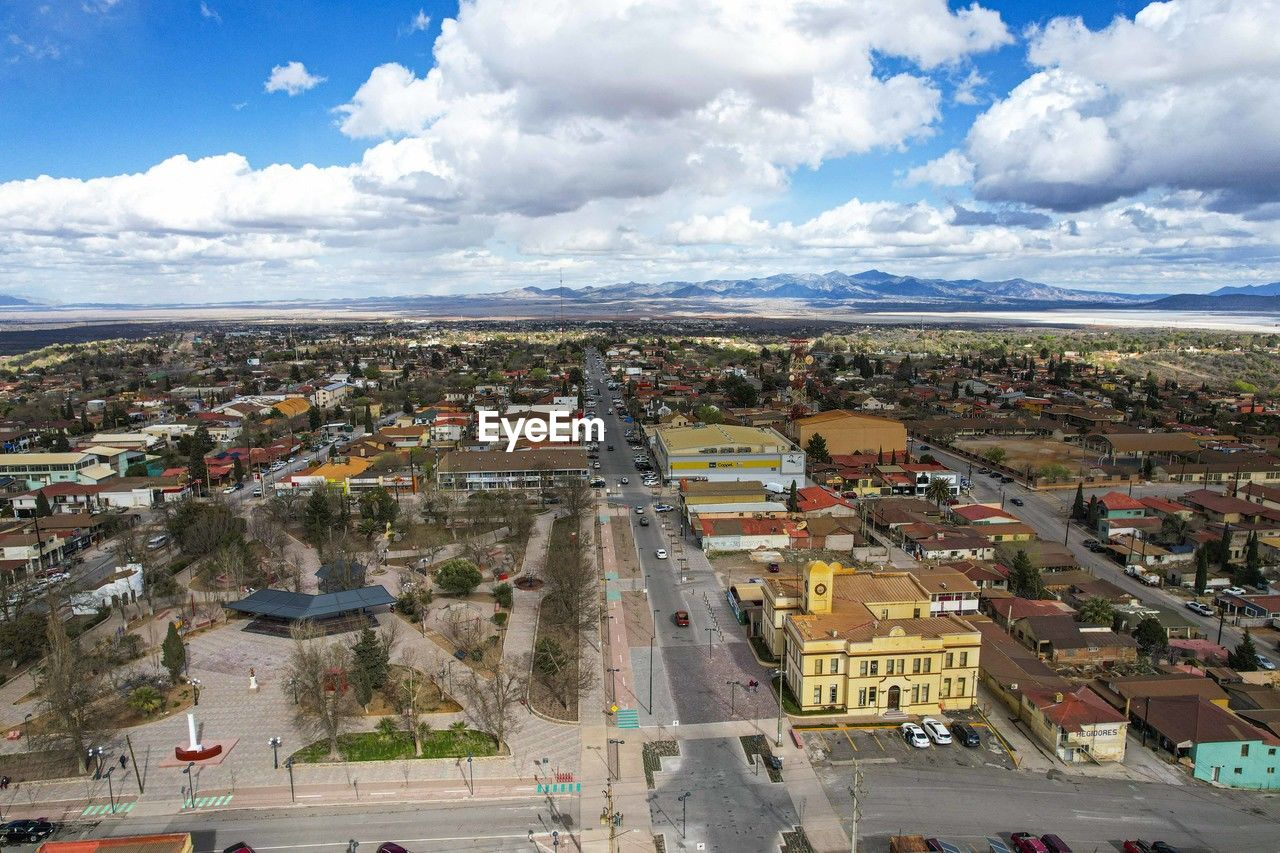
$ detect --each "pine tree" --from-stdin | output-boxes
[786,481,799,513]
[304,489,334,543]
[403,396,413,415]
[1132,616,1168,659]
[232,456,244,484]
[877,447,884,465]
[805,433,831,464]
[1193,545,1210,595]
[33,490,52,518]
[1009,550,1044,599]
[1241,531,1263,587]
[889,448,897,465]
[1219,523,1233,573]
[363,405,374,433]
[1228,629,1259,672]
[350,628,390,707]
[187,452,208,493]
[1086,494,1101,530]
[161,621,186,684]
[1071,483,1086,521]
[308,405,322,431]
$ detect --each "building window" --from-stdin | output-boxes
[923,658,932,674]
[945,652,954,668]
[886,659,895,675]
[1241,744,1250,757]
[858,688,867,707]
[859,660,868,676]
[881,608,889,619]
[942,678,952,698]
[829,685,838,704]
[921,685,929,703]
[830,657,840,675]
[912,658,921,674]
[959,651,969,667]
[868,687,877,705]
[815,659,824,675]
[911,685,920,704]
[898,658,906,674]
[913,607,921,618]
[869,660,878,676]
[1234,767,1243,775]
[812,686,821,705]
[957,677,966,697]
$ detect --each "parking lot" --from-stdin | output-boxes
[801,719,1016,772]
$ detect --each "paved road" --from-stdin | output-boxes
[26,797,577,852]
[818,760,1280,853]
[917,441,1262,656]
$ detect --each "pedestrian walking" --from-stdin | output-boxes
[119,754,128,770]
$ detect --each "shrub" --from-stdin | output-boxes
[491,582,513,609]
[435,558,483,596]
[129,685,165,716]
[492,612,508,627]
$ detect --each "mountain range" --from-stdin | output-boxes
[4,270,1280,315]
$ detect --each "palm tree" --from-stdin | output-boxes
[925,478,951,507]
[129,685,165,716]
[1077,596,1115,627]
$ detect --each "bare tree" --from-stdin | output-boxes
[249,514,287,561]
[37,606,104,772]
[392,648,434,757]
[285,621,360,761]
[459,655,528,748]
[442,605,485,659]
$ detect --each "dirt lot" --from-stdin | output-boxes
[610,516,642,580]
[953,436,1097,475]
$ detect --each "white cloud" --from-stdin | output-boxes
[264,61,325,96]
[200,2,222,24]
[403,9,431,34]
[904,150,974,187]
[965,0,1280,212]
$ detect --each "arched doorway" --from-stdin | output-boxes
[887,685,900,710]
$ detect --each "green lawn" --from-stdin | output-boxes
[292,728,500,763]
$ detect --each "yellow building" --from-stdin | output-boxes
[763,561,981,717]
[652,423,805,484]
[790,410,907,457]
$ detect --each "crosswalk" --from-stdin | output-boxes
[190,794,234,808]
[615,708,640,729]
[535,782,582,794]
[81,801,136,817]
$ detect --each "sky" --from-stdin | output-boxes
[1,0,1278,305]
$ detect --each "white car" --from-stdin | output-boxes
[655,549,668,559]
[635,506,646,515]
[593,462,602,469]
[654,504,675,513]
[921,718,952,745]
[1223,586,1247,597]
[900,722,930,748]
[619,477,629,485]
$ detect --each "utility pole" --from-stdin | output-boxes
[848,757,864,853]
[775,639,786,747]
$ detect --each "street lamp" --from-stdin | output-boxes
[607,738,625,781]
[183,761,198,807]
[775,639,787,747]
[726,680,740,717]
[104,766,116,814]
[23,713,32,753]
[269,736,282,770]
[88,746,104,779]
[678,791,692,839]
[191,678,202,707]
[284,756,296,803]
[607,667,621,702]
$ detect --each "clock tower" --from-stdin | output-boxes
[803,560,834,615]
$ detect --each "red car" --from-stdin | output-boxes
[673,610,690,626]
[1122,843,1152,853]
[1010,834,1049,853]
[377,845,409,853]
[1040,835,1072,853]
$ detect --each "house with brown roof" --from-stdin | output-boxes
[1020,684,1129,762]
[1092,673,1229,718]
[1136,695,1280,788]
[1011,614,1139,666]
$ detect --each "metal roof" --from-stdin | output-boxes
[225,586,395,620]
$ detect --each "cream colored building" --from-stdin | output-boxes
[652,423,805,485]
[763,561,982,716]
[789,410,908,456]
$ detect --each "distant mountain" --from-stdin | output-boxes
[1207,281,1280,297]
[0,294,35,306]
[552,270,1157,307]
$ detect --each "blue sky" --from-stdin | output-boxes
[1,0,1277,304]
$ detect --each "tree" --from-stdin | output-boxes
[1086,494,1102,530]
[349,628,390,708]
[187,451,208,492]
[786,481,799,513]
[436,558,483,596]
[161,621,186,684]
[1132,616,1168,659]
[460,657,527,748]
[982,446,1007,466]
[1008,549,1045,599]
[805,433,831,464]
[1219,524,1234,574]
[1077,597,1115,627]
[38,611,102,772]
[129,685,165,716]
[392,649,435,756]
[925,477,951,508]
[1071,483,1086,521]
[1037,463,1070,483]
[1228,630,1259,672]
[287,622,360,761]
[1240,531,1264,587]
[363,405,374,433]
[308,405,322,431]
[359,487,399,526]
[1158,514,1190,546]
[303,488,334,544]
[33,490,52,518]
[491,581,513,610]
[1194,545,1210,595]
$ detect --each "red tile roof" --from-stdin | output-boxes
[1099,491,1146,512]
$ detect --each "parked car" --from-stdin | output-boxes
[1122,842,1153,853]
[1149,844,1181,853]
[900,722,929,748]
[1010,834,1049,853]
[950,721,981,747]
[921,717,952,745]
[1039,835,1072,853]
[1257,655,1277,671]
[655,548,668,559]
[1,820,57,843]
[377,843,409,853]
[146,533,169,550]
[1000,476,1015,483]
[767,562,781,573]
[1223,586,1247,596]
[1184,601,1214,617]
[673,610,690,626]
[222,845,256,853]
[654,504,675,512]
[619,477,629,484]
[1010,497,1024,506]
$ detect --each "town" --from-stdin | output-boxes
[0,320,1277,852]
